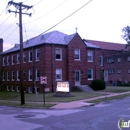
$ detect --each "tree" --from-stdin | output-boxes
[122,25,130,47]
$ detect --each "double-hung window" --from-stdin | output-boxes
[17,70,20,81]
[7,56,10,65]
[36,69,40,81]
[29,69,33,81]
[88,51,93,62]
[87,69,93,80]
[29,51,32,62]
[17,53,20,64]
[56,69,62,81]
[56,48,62,60]
[12,71,15,81]
[36,49,40,61]
[2,57,5,66]
[7,71,10,81]
[74,49,80,60]
[23,52,26,63]
[12,55,15,65]
[2,72,5,81]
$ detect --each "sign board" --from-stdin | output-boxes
[104,70,108,82]
[40,76,47,84]
[56,81,70,92]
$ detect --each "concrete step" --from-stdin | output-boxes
[76,85,94,92]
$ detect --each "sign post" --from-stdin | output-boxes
[40,76,47,106]
[104,70,108,99]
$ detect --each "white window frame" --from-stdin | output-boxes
[117,58,121,62]
[88,51,93,62]
[108,70,115,75]
[28,86,33,93]
[17,53,20,64]
[74,49,80,60]
[17,70,20,81]
[7,86,10,91]
[36,87,39,93]
[87,69,93,80]
[2,57,5,66]
[7,71,10,81]
[2,72,5,81]
[12,86,15,91]
[56,68,62,81]
[36,69,40,81]
[100,56,103,66]
[29,69,33,81]
[36,49,40,61]
[29,51,32,62]
[23,52,26,63]
[7,56,10,65]
[128,57,130,61]
[128,69,130,74]
[17,86,20,92]
[12,71,15,81]
[118,69,121,74]
[12,55,15,65]
[55,48,62,60]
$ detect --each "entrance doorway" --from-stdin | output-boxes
[75,70,81,86]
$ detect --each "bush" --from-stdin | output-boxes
[91,79,106,90]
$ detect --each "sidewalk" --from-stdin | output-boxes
[51,91,130,109]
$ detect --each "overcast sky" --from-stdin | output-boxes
[0,0,130,51]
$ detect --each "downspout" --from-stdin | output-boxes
[32,47,35,93]
[51,44,54,92]
[94,48,96,79]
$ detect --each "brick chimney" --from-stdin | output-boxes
[0,38,3,53]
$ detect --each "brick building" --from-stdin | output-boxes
[85,39,130,85]
[0,31,100,93]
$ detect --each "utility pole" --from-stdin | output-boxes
[7,1,32,105]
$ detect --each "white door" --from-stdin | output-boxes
[75,70,81,86]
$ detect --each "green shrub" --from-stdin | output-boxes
[91,79,106,90]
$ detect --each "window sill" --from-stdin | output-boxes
[56,79,62,81]
[56,59,62,61]
[88,61,93,62]
[74,59,81,61]
[88,78,93,81]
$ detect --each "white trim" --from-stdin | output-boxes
[36,49,40,61]
[87,69,93,80]
[29,69,32,81]
[17,86,20,92]
[56,68,62,81]
[55,48,62,60]
[74,49,80,60]
[29,51,32,62]
[87,51,93,62]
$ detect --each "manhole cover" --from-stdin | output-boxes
[15,114,35,118]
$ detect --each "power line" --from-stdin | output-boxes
[42,0,92,34]
[4,26,19,41]
[33,0,44,7]
[0,19,18,36]
[0,14,12,27]
[25,0,66,24]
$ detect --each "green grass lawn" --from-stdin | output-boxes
[0,86,130,108]
[0,91,104,102]
[102,86,130,93]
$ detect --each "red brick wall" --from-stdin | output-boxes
[68,34,88,86]
[104,51,130,85]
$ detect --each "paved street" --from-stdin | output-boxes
[0,97,130,130]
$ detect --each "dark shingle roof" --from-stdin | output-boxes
[2,30,76,55]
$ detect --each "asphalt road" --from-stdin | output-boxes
[0,97,130,130]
